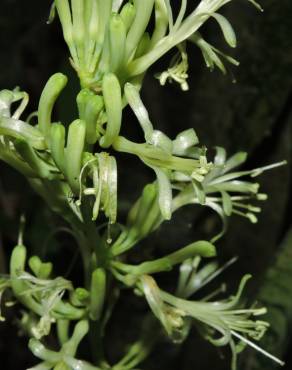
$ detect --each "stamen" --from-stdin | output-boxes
[231,331,284,366]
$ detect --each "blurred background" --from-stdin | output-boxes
[0,1,291,369]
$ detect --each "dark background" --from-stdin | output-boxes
[0,1,291,369]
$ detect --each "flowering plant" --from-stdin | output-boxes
[0,1,286,369]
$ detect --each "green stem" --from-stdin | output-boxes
[112,240,216,275]
[57,319,70,345]
[89,320,107,367]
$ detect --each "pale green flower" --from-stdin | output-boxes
[27,320,99,370]
[141,274,284,369]
[52,0,262,89]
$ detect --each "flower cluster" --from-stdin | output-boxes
[0,1,286,369]
[52,0,248,89]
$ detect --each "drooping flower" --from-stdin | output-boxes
[141,274,284,369]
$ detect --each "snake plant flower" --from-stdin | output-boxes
[127,0,262,84]
[0,89,48,177]
[77,152,118,224]
[157,42,190,91]
[52,0,261,91]
[16,271,74,339]
[110,122,285,250]
[53,0,148,89]
[172,147,286,241]
[50,0,263,151]
[113,134,211,220]
[0,81,67,181]
[141,274,284,369]
[0,2,282,369]
[27,320,100,370]
[113,82,212,220]
[9,243,85,340]
[0,77,118,225]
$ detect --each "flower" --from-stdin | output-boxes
[53,0,261,89]
[172,146,286,241]
[141,274,284,369]
[27,320,97,370]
